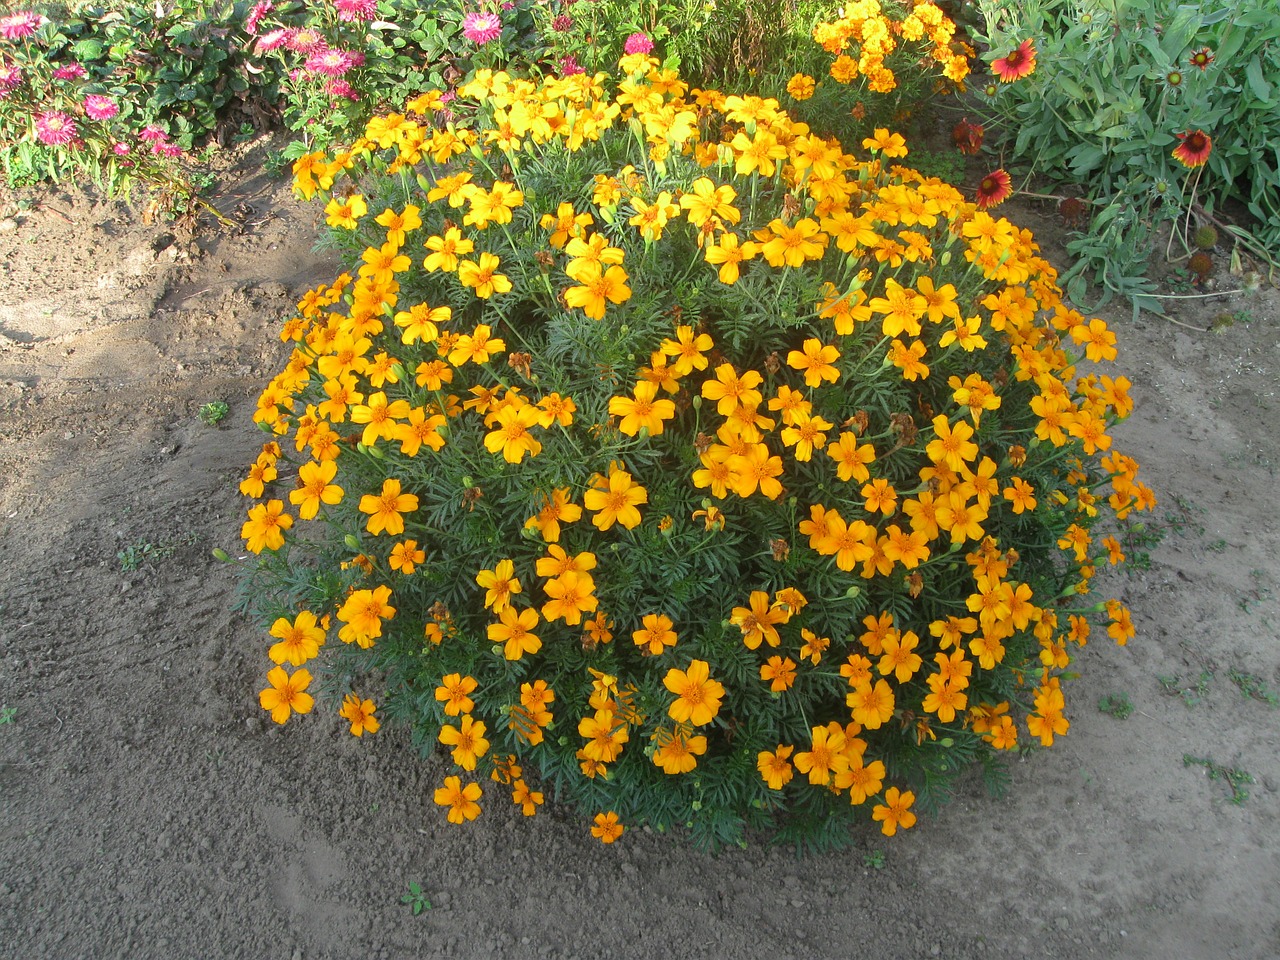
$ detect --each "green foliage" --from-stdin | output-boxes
[198,400,230,426]
[972,0,1280,314]
[1157,670,1212,709]
[1183,754,1253,806]
[0,706,16,726]
[400,880,432,915]
[1227,668,1279,708]
[1097,692,1132,720]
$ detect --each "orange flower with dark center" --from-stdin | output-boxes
[1172,129,1212,168]
[975,169,1012,210]
[1189,47,1214,70]
[952,117,984,155]
[992,39,1036,82]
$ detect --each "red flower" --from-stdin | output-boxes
[1189,47,1214,70]
[1172,130,1212,169]
[975,169,1012,209]
[952,117,985,155]
[992,39,1036,83]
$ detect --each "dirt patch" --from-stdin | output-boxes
[2,141,1279,959]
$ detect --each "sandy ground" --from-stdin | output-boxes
[2,138,1279,959]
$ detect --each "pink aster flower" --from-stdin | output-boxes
[286,27,326,54]
[623,32,653,55]
[461,10,502,44]
[245,0,273,34]
[559,54,584,76]
[53,63,87,81]
[0,11,46,41]
[83,94,119,121]
[333,0,377,21]
[306,48,354,76]
[112,141,131,155]
[326,78,359,100]
[34,111,78,147]
[138,125,169,142]
[551,14,572,31]
[256,28,290,51]
[153,141,183,157]
[0,60,21,95]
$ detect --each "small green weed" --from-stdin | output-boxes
[1227,669,1280,708]
[0,706,16,725]
[1163,495,1206,538]
[1183,755,1254,805]
[1123,521,1165,574]
[1157,671,1213,708]
[117,533,199,571]
[862,849,886,870]
[198,401,230,427]
[1206,538,1228,552]
[401,881,432,915]
[1239,571,1273,614]
[1097,693,1134,720]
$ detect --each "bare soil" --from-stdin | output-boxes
[2,139,1279,959]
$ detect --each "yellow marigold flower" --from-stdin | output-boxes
[794,723,850,785]
[339,693,380,736]
[760,217,828,268]
[862,127,908,158]
[679,177,741,228]
[392,407,447,457]
[651,726,707,774]
[780,411,832,462]
[435,673,477,717]
[475,558,522,613]
[350,391,411,447]
[488,605,542,660]
[758,745,795,790]
[268,610,325,666]
[727,443,785,500]
[564,263,632,320]
[868,278,927,338]
[634,612,679,656]
[434,776,482,824]
[628,190,679,241]
[872,786,917,836]
[826,431,876,483]
[703,231,759,284]
[259,666,314,724]
[565,232,626,280]
[702,363,763,416]
[358,241,412,284]
[484,402,543,463]
[730,590,786,649]
[536,392,577,428]
[730,127,787,177]
[463,181,524,229]
[535,544,597,580]
[847,678,896,729]
[337,584,395,647]
[591,811,624,843]
[786,337,841,387]
[799,628,829,664]
[375,204,421,247]
[242,499,292,553]
[449,323,507,366]
[524,488,582,542]
[926,415,978,472]
[423,227,474,273]
[540,201,594,248]
[439,715,490,771]
[659,325,714,376]
[584,465,647,530]
[388,539,425,574]
[760,655,798,692]
[579,710,629,763]
[663,659,723,725]
[609,381,677,436]
[457,252,512,299]
[878,630,923,683]
[359,478,418,536]
[324,193,367,230]
[786,72,816,100]
[511,778,544,816]
[542,570,599,625]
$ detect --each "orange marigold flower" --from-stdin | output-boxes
[359,478,418,536]
[871,786,917,836]
[487,605,542,660]
[268,610,325,666]
[634,612,679,657]
[259,666,314,724]
[336,585,395,647]
[339,693,380,736]
[439,715,490,770]
[242,499,293,553]
[758,744,795,790]
[760,655,798,692]
[434,776,482,823]
[435,673,477,716]
[583,465,648,530]
[730,590,787,649]
[591,811,624,843]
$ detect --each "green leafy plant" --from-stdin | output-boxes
[1097,692,1133,720]
[1158,671,1212,709]
[862,848,886,869]
[233,58,1155,851]
[400,880,432,915]
[199,400,230,426]
[971,0,1280,315]
[0,706,16,725]
[1183,754,1253,805]
[1228,668,1279,708]
[117,533,198,571]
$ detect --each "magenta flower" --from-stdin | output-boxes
[138,125,169,142]
[112,141,131,155]
[84,94,119,121]
[559,54,584,76]
[256,28,290,51]
[153,142,182,158]
[0,60,21,95]
[245,0,274,34]
[333,0,377,21]
[326,78,359,101]
[462,11,502,45]
[306,48,357,77]
[285,27,326,54]
[551,14,572,31]
[623,32,653,55]
[0,11,45,41]
[53,63,87,81]
[34,111,78,147]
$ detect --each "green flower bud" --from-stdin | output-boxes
[344,534,361,552]
[211,548,230,562]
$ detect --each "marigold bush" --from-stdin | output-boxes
[235,54,1154,850]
